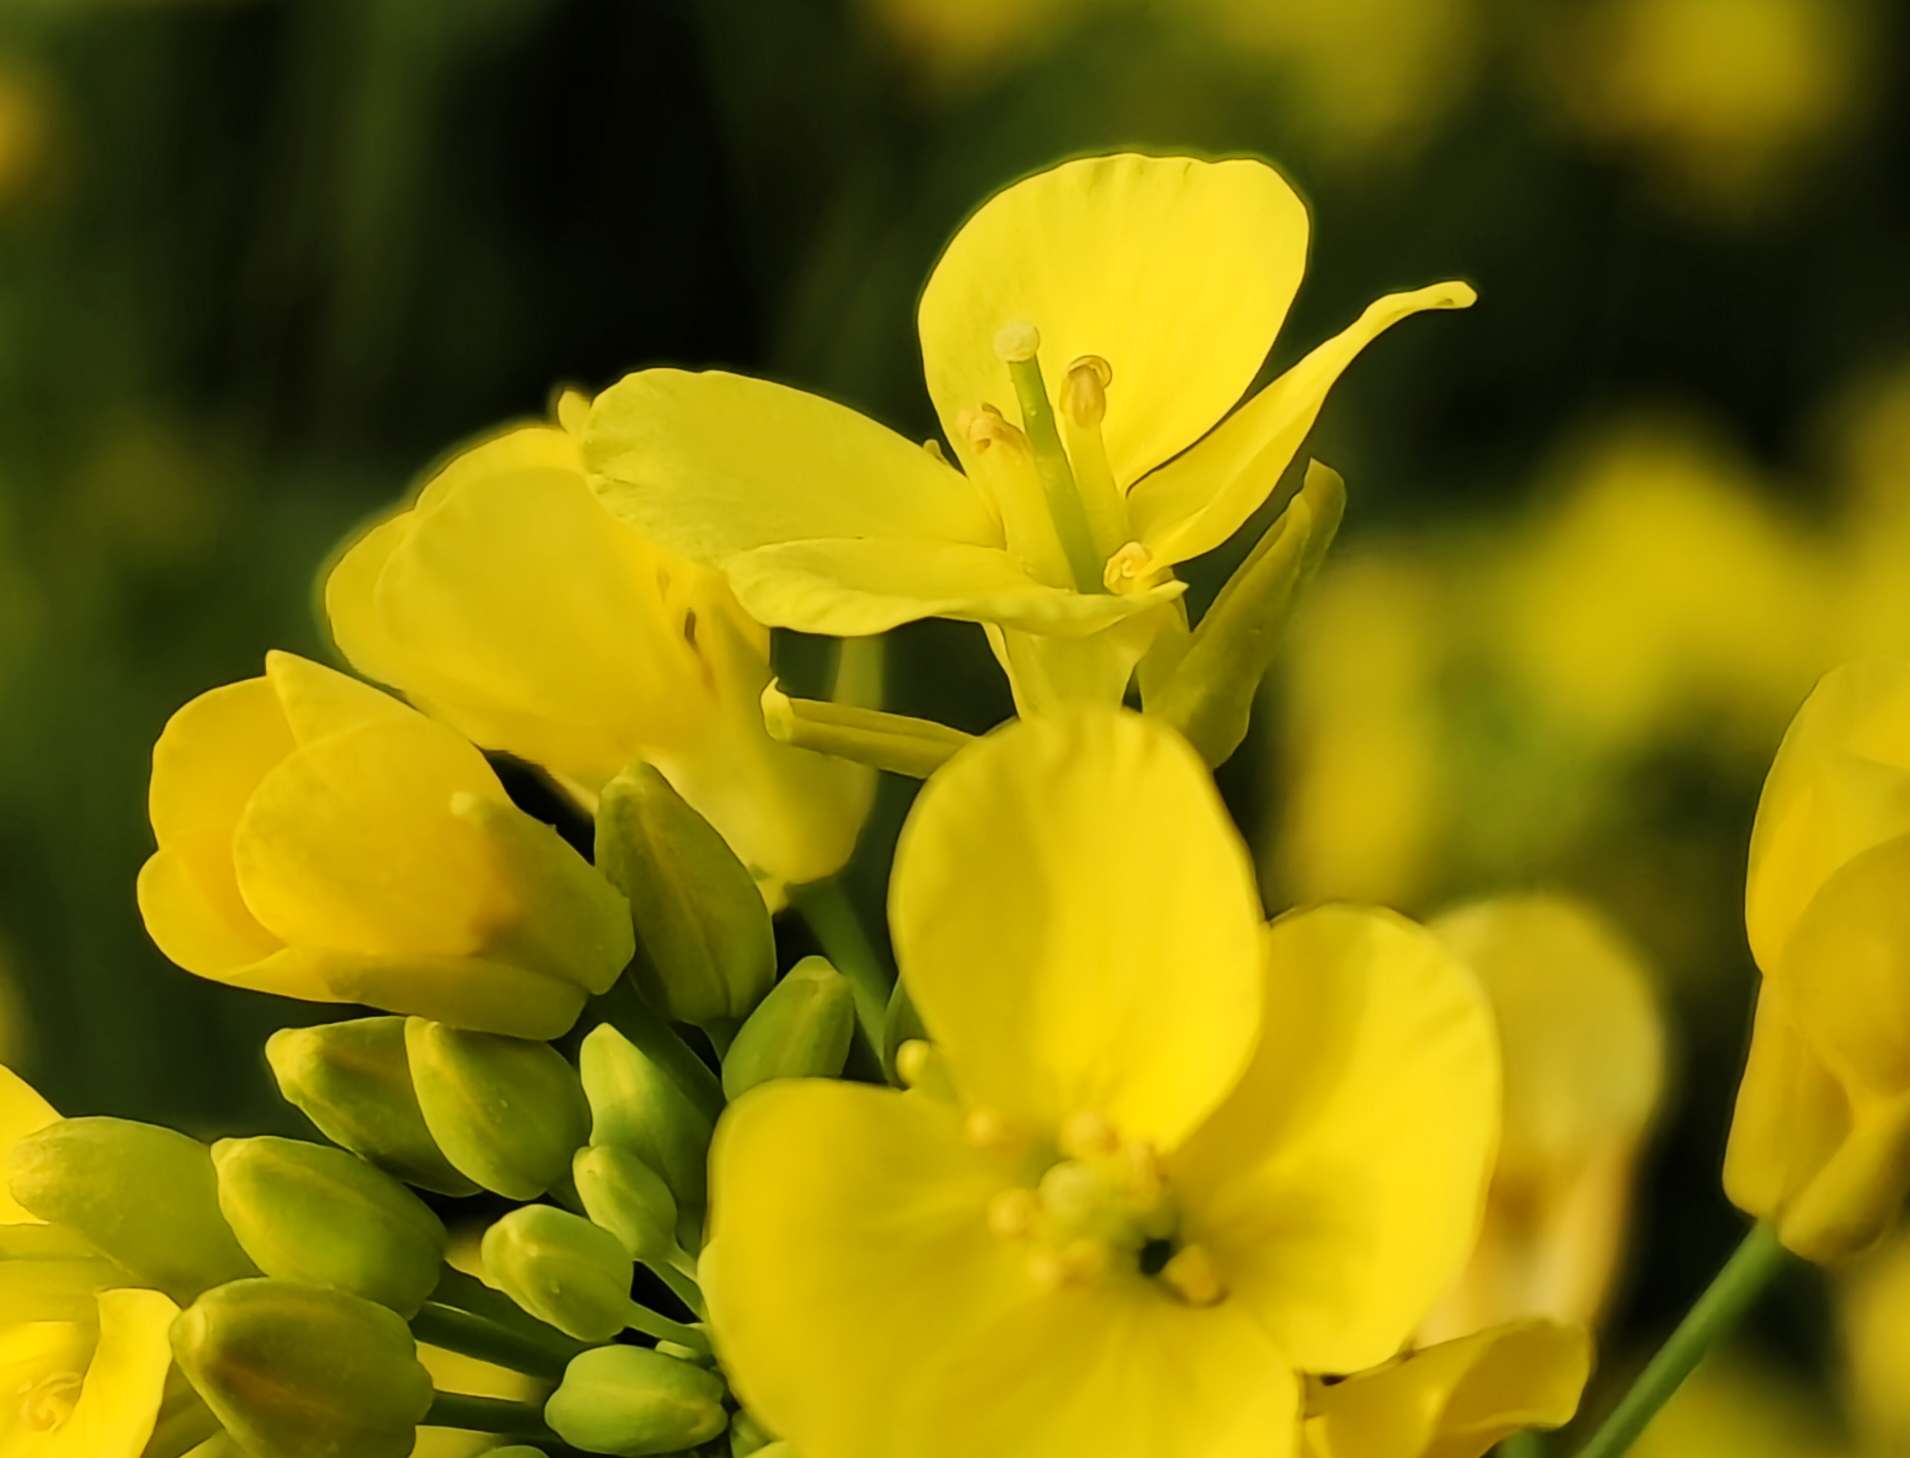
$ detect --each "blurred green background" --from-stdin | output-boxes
[0,0,1906,1449]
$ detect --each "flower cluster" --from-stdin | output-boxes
[0,150,1890,1458]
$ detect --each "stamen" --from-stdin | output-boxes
[988,1188,1040,1240]
[1058,1111,1121,1160]
[922,438,948,465]
[993,321,1106,594]
[963,1107,1020,1151]
[1059,355,1129,558]
[1103,540,1160,594]
[1160,1244,1226,1307]
[959,404,1027,456]
[1060,355,1112,427]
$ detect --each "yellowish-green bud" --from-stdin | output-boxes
[210,1136,447,1317]
[721,956,855,1100]
[729,1408,776,1455]
[545,1345,728,1456]
[7,1117,256,1301]
[0,1221,133,1321]
[480,1204,632,1343]
[265,1016,478,1196]
[579,1023,715,1224]
[405,1018,590,1200]
[595,764,776,1026]
[170,1277,433,1458]
[573,1143,681,1267]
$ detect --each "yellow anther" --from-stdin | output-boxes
[964,1107,1019,1151]
[958,404,1026,456]
[1058,1237,1111,1283]
[993,319,1041,364]
[922,438,948,464]
[1121,1141,1166,1201]
[987,1188,1041,1240]
[1062,355,1112,428]
[895,1039,953,1101]
[1160,1244,1226,1307]
[1103,540,1158,593]
[1058,1111,1121,1160]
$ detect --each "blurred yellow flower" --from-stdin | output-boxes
[1726,659,1910,1260]
[1304,1319,1591,1458]
[1424,896,1666,1340]
[587,153,1471,710]
[136,651,633,1040]
[1840,1234,1910,1452]
[1548,0,1868,213]
[1627,1358,1850,1458]
[0,63,50,209]
[328,400,871,898]
[704,709,1499,1458]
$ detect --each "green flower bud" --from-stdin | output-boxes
[721,956,855,1100]
[579,1024,715,1224]
[211,1136,447,1317]
[265,1016,478,1196]
[480,1204,632,1342]
[170,1278,433,1458]
[7,1117,255,1301]
[545,1345,728,1456]
[573,1144,681,1267]
[595,764,776,1026]
[405,1018,590,1200]
[0,1222,133,1321]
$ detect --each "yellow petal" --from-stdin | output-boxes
[889,709,1264,1149]
[39,1288,179,1458]
[262,650,409,746]
[1171,906,1499,1372]
[241,946,588,1041]
[726,537,1180,637]
[1746,659,1910,974]
[983,609,1174,713]
[1127,282,1476,566]
[704,1080,1300,1458]
[1305,1320,1591,1458]
[1,1064,58,1223]
[918,153,1307,488]
[1722,986,1850,1236]
[585,366,997,562]
[232,717,513,960]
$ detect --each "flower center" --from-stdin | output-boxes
[964,322,1136,596]
[17,1369,82,1433]
[976,1108,1226,1306]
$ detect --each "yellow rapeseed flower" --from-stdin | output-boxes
[136,651,633,1040]
[327,399,871,897]
[702,710,1499,1458]
[1726,659,1910,1260]
[1,1066,180,1458]
[586,153,1472,710]
[1425,895,1665,1338]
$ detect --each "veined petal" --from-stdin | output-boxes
[726,538,1181,637]
[1722,986,1850,1232]
[1171,906,1499,1373]
[890,710,1264,1149]
[233,718,513,961]
[1745,659,1910,974]
[585,368,997,565]
[136,844,284,978]
[919,153,1308,487]
[1,1064,59,1223]
[1128,282,1476,566]
[703,1080,1300,1458]
[40,1288,178,1458]
[1305,1320,1591,1458]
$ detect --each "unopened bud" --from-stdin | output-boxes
[721,956,855,1099]
[481,1205,633,1343]
[170,1278,432,1458]
[211,1136,447,1317]
[405,1019,590,1200]
[545,1345,728,1456]
[573,1144,681,1267]
[265,1017,478,1196]
[7,1118,255,1301]
[579,1025,715,1227]
[595,764,776,1026]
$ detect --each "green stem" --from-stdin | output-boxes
[424,1391,552,1438]
[703,1019,738,1059]
[625,1299,711,1353]
[1498,1433,1546,1458]
[651,1257,708,1319]
[1572,1224,1790,1458]
[409,1300,581,1380]
[793,879,893,1058]
[595,976,725,1118]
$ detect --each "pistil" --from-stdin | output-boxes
[994,322,1108,595]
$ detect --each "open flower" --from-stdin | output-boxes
[702,710,1498,1458]
[2,1065,181,1458]
[136,652,632,1040]
[327,399,871,897]
[1726,658,1910,1259]
[586,152,1472,710]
